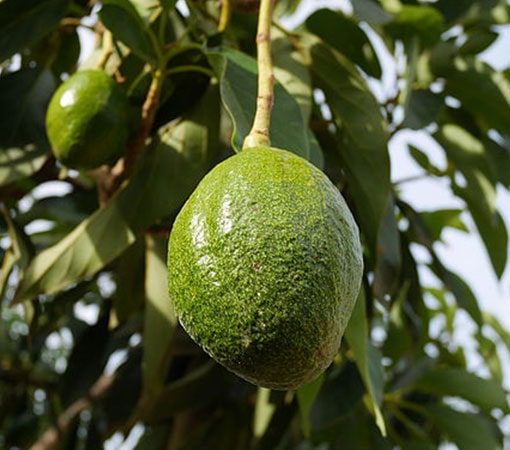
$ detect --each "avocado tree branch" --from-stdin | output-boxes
[242,0,275,149]
[29,373,116,450]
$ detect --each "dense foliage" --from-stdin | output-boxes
[1,0,510,448]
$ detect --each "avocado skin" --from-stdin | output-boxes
[46,70,130,170]
[167,146,363,390]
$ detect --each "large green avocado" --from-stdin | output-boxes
[167,146,363,390]
[45,70,131,170]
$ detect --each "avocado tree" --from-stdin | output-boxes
[1,0,510,449]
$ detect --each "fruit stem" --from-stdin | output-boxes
[242,0,274,150]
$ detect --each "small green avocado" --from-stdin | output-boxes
[45,70,131,170]
[167,146,363,390]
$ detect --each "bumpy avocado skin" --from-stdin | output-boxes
[46,70,130,170]
[168,147,363,390]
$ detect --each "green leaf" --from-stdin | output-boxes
[374,197,401,299]
[13,86,219,302]
[0,0,70,63]
[352,0,393,25]
[435,0,500,24]
[435,124,508,277]
[0,68,55,187]
[444,57,510,135]
[403,89,444,130]
[146,361,224,422]
[141,235,177,401]
[99,0,159,64]
[345,289,386,436]
[484,312,510,348]
[423,403,502,450]
[483,136,510,187]
[114,238,146,322]
[384,5,444,49]
[297,374,325,438]
[254,388,276,438]
[414,367,508,413]
[207,48,310,158]
[420,209,469,242]
[437,264,484,326]
[305,9,382,78]
[309,361,365,432]
[0,210,33,299]
[476,332,504,383]
[307,38,391,252]
[272,27,312,123]
[460,28,499,55]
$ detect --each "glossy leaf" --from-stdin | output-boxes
[307,38,391,251]
[13,86,219,302]
[99,0,159,64]
[0,0,70,62]
[345,289,386,436]
[207,48,310,158]
[305,9,382,78]
[414,367,508,413]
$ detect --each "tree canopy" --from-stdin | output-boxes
[1,0,510,449]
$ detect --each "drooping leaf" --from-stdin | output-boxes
[0,210,33,299]
[207,48,310,158]
[254,388,276,438]
[384,5,444,49]
[307,38,391,252]
[13,85,219,302]
[297,374,325,438]
[146,361,225,422]
[460,28,499,55]
[272,27,312,123]
[309,361,365,433]
[0,0,70,63]
[0,68,55,187]
[403,89,444,130]
[420,209,469,242]
[99,0,159,64]
[414,367,508,413]
[423,403,502,450]
[351,0,393,25]
[443,57,510,135]
[114,238,146,322]
[345,289,386,436]
[305,9,382,78]
[435,124,508,277]
[430,260,483,326]
[373,196,401,299]
[141,235,177,402]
